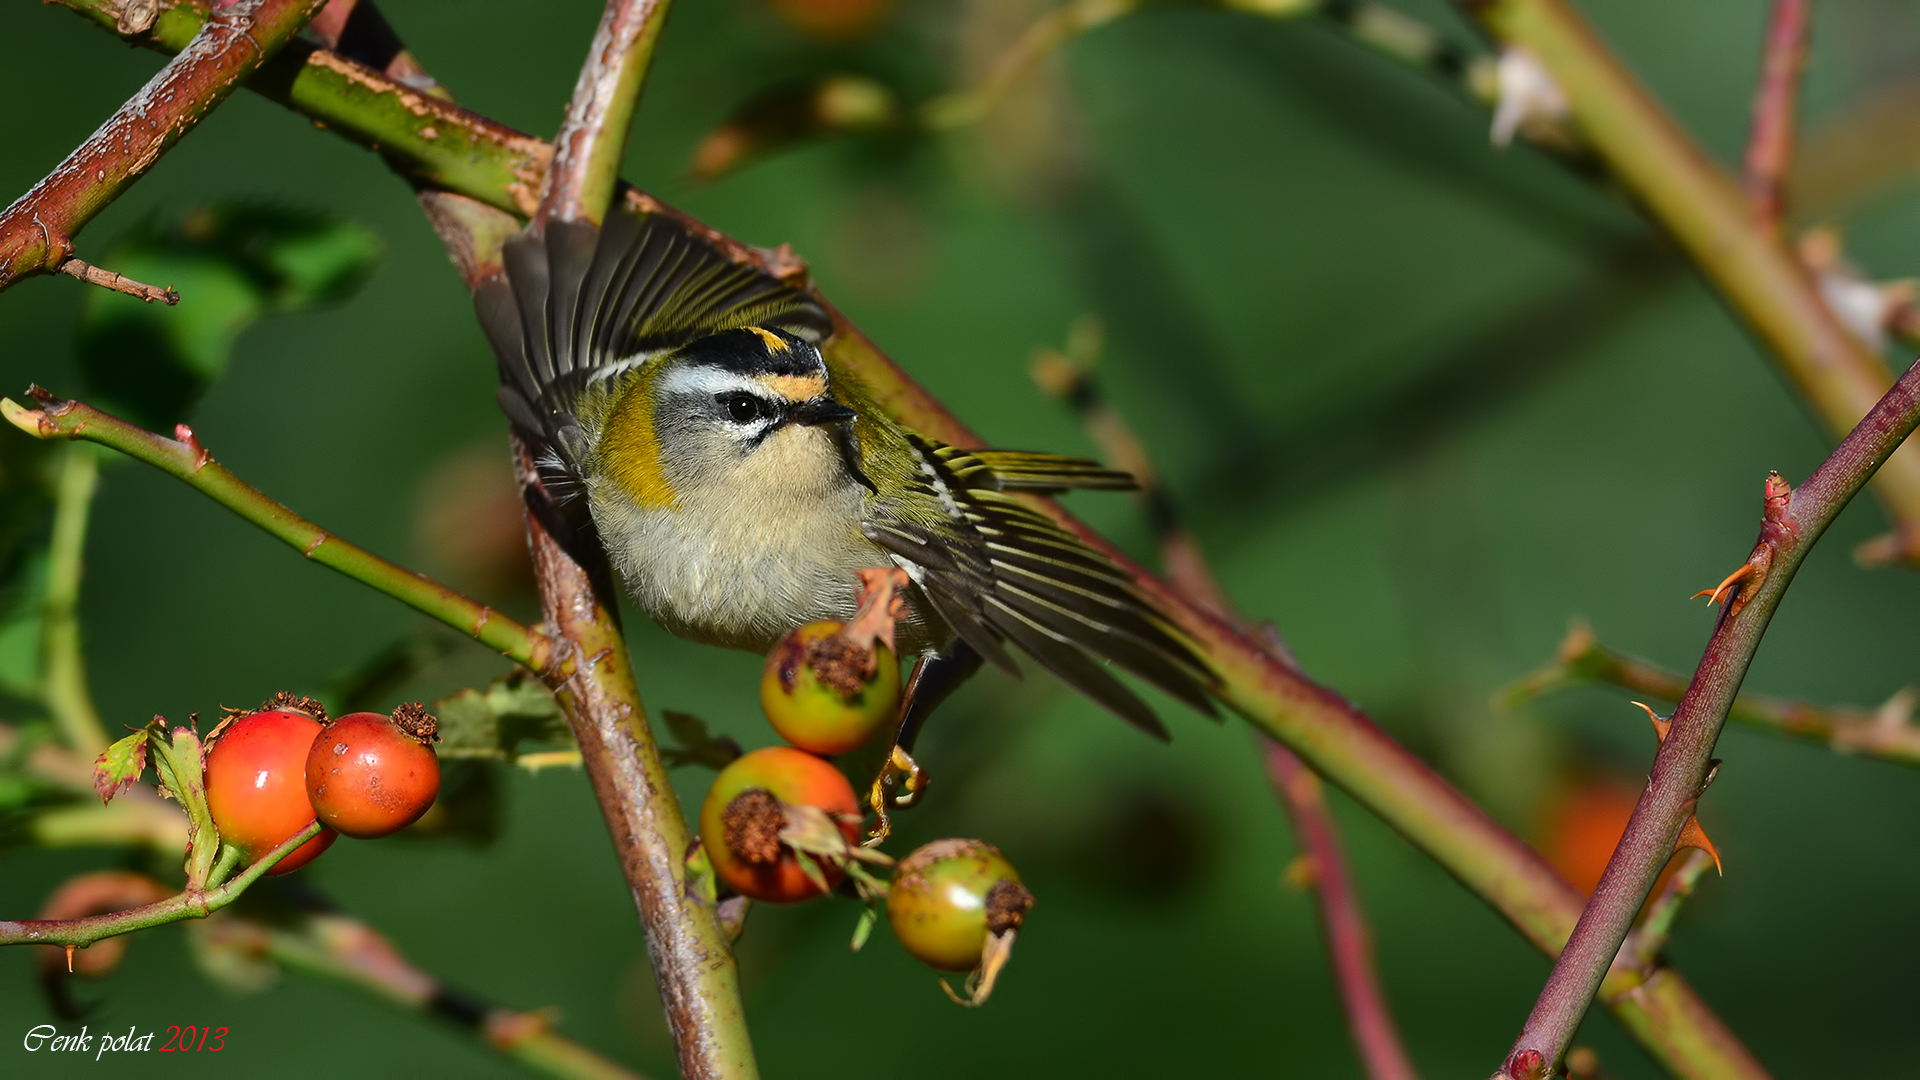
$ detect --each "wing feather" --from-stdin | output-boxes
[863,432,1216,736]
[475,207,831,470]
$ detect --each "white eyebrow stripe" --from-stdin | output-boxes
[654,365,777,400]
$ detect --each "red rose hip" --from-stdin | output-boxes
[305,703,441,839]
[699,746,861,903]
[204,696,337,874]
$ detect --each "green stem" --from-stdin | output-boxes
[206,842,245,889]
[50,0,551,217]
[41,445,107,755]
[0,821,321,947]
[1,393,551,673]
[1464,0,1920,566]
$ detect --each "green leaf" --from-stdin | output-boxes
[92,725,151,804]
[434,669,571,761]
[77,203,381,430]
[660,710,743,771]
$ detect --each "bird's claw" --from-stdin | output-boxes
[863,745,927,847]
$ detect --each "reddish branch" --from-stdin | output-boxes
[1032,346,1417,1080]
[1744,0,1812,231]
[1500,357,1920,1078]
[0,0,327,292]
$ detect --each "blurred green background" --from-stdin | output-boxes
[5,0,1920,1075]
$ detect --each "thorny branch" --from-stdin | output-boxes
[0,0,329,292]
[1498,357,1920,1079]
[1502,623,1920,770]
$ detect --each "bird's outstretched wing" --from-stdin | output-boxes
[474,206,832,468]
[864,433,1217,739]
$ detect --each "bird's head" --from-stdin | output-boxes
[595,326,869,509]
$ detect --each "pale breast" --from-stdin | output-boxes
[590,445,940,654]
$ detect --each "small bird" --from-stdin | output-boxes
[475,205,1214,744]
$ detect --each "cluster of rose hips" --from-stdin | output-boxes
[203,694,441,873]
[697,569,1034,1001]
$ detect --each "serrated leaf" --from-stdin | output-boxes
[92,727,150,804]
[660,710,742,771]
[434,669,570,761]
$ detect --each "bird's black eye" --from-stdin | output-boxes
[718,392,764,424]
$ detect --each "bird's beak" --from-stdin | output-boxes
[790,397,857,426]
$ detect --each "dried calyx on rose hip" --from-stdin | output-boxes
[699,747,890,903]
[886,838,1033,1006]
[760,567,907,755]
[304,702,441,839]
[204,693,338,874]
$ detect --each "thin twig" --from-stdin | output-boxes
[55,258,178,305]
[1032,332,1417,1080]
[1463,0,1920,567]
[0,391,551,673]
[1502,622,1920,769]
[0,0,328,290]
[0,822,322,947]
[1499,357,1920,1079]
[40,446,109,755]
[1743,0,1812,232]
[45,12,1767,1075]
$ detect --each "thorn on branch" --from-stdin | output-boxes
[57,257,178,306]
[1630,701,1672,743]
[1690,472,1793,618]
